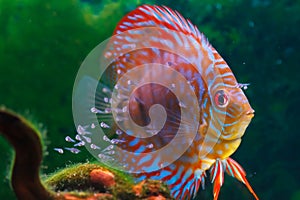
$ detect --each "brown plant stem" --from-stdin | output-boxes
[0,108,52,200]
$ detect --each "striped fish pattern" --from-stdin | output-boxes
[99,5,259,200]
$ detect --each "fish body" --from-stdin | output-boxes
[104,5,259,200]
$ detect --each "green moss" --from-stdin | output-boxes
[140,180,172,199]
[44,163,173,200]
[1,108,173,199]
[45,163,134,192]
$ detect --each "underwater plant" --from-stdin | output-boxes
[0,107,173,200]
[0,108,50,199]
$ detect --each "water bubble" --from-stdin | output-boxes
[65,136,75,143]
[77,125,91,135]
[65,147,80,154]
[102,87,110,93]
[115,116,127,122]
[102,145,114,152]
[74,141,85,147]
[90,144,100,149]
[179,101,187,108]
[75,134,82,141]
[146,143,154,149]
[103,97,109,103]
[105,108,112,113]
[82,135,92,143]
[111,138,126,144]
[116,129,123,135]
[122,106,128,113]
[98,154,114,162]
[122,57,128,62]
[91,107,104,114]
[166,61,173,66]
[237,83,250,90]
[54,148,64,154]
[100,122,110,128]
[98,154,105,159]
[91,123,96,129]
[103,135,111,142]
[77,125,85,134]
[105,150,115,155]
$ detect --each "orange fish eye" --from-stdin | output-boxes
[214,90,229,108]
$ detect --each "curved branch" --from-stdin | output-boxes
[0,108,52,200]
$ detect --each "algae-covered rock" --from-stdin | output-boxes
[45,163,173,200]
[0,108,173,200]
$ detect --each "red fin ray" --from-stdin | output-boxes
[210,159,224,200]
[225,158,259,200]
[210,158,259,200]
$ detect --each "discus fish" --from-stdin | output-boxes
[106,5,259,200]
[63,4,259,200]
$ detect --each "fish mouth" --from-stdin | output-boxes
[245,109,255,118]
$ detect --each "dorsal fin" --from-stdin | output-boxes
[114,5,207,45]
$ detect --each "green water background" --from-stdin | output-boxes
[0,0,299,199]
